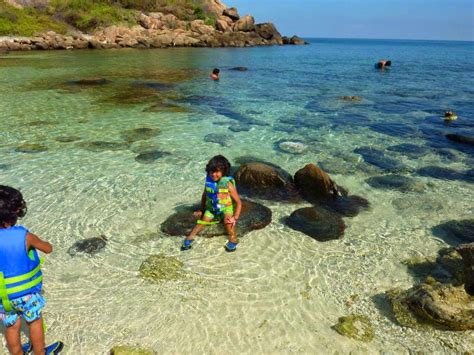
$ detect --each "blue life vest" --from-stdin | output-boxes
[204,176,235,216]
[0,226,43,311]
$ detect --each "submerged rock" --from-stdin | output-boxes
[432,219,474,244]
[340,96,363,102]
[275,140,308,155]
[366,174,425,193]
[79,141,130,152]
[204,133,232,147]
[386,143,430,158]
[135,150,170,164]
[67,78,110,86]
[139,254,184,283]
[446,133,474,146]
[161,200,272,237]
[121,127,161,142]
[318,195,370,217]
[388,282,474,331]
[54,135,81,143]
[228,123,252,132]
[354,147,408,172]
[230,67,248,71]
[110,345,155,355]
[285,206,345,241]
[417,166,472,182]
[68,235,107,256]
[15,144,48,153]
[332,314,374,342]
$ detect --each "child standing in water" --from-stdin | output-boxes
[210,68,220,81]
[182,155,242,252]
[0,185,63,355]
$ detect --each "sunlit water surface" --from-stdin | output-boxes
[0,39,473,353]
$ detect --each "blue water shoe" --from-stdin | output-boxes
[181,239,194,251]
[224,241,238,252]
[45,341,64,355]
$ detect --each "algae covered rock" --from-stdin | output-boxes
[387,282,474,330]
[139,254,184,283]
[285,206,345,241]
[15,144,48,153]
[68,235,107,256]
[110,345,155,355]
[432,219,474,244]
[332,314,374,342]
[161,199,272,237]
[121,127,161,142]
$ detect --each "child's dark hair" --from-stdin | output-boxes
[212,68,220,75]
[0,185,27,227]
[206,155,231,176]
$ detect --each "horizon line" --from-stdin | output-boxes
[296,36,474,43]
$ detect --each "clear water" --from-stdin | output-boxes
[0,39,473,353]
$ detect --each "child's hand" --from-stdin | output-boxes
[193,210,203,218]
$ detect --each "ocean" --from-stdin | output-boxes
[0,38,473,353]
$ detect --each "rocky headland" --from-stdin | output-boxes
[0,0,306,51]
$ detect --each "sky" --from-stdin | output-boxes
[227,0,474,41]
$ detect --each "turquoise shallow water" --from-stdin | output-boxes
[0,39,473,353]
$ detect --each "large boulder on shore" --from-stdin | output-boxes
[161,199,271,237]
[456,243,474,295]
[388,282,474,331]
[234,162,299,201]
[255,23,281,40]
[285,206,346,241]
[294,164,342,201]
[233,15,255,32]
[223,7,240,21]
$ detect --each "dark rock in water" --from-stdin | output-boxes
[387,282,474,330]
[230,67,248,71]
[15,144,48,153]
[135,150,170,164]
[354,147,409,172]
[285,206,345,241]
[417,166,472,182]
[369,123,419,138]
[294,164,343,201]
[121,127,161,142]
[432,219,474,244]
[446,133,474,146]
[0,164,10,170]
[274,140,308,155]
[132,81,172,90]
[68,78,109,86]
[161,200,272,237]
[228,123,251,132]
[55,136,81,143]
[214,107,261,125]
[318,195,370,217]
[234,156,284,170]
[68,235,107,256]
[435,148,462,162]
[79,141,130,152]
[204,133,232,147]
[234,162,300,201]
[366,175,425,193]
[456,243,474,295]
[387,144,430,158]
[339,96,363,102]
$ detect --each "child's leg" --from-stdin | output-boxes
[185,212,214,241]
[5,318,22,355]
[28,317,45,355]
[224,214,238,244]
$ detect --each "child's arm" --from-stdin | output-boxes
[194,190,207,217]
[26,232,53,254]
[229,182,242,220]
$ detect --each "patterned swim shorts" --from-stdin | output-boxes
[0,293,45,327]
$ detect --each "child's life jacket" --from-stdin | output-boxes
[204,176,236,216]
[0,226,43,311]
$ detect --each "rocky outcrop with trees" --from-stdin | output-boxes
[0,0,307,51]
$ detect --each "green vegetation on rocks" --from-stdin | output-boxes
[332,314,374,342]
[0,0,216,36]
[139,254,184,282]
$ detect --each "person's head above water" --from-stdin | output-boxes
[212,68,220,75]
[205,155,231,178]
[0,185,27,227]
[376,60,391,69]
[210,68,220,80]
